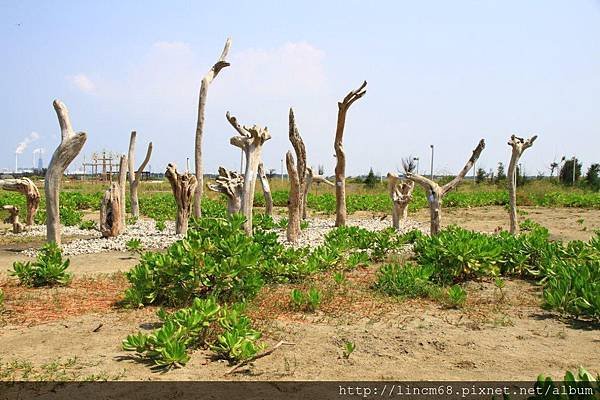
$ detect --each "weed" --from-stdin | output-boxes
[342,340,356,359]
[445,285,467,308]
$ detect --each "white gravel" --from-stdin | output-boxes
[5,216,424,257]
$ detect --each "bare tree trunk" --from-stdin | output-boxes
[99,182,123,237]
[507,134,537,234]
[226,112,271,235]
[286,151,301,242]
[288,108,307,220]
[118,155,127,227]
[334,81,367,227]
[166,163,198,235]
[194,38,232,219]
[207,167,243,215]
[406,139,485,235]
[128,131,153,219]
[0,178,40,225]
[3,205,24,233]
[387,173,414,230]
[46,100,87,245]
[257,162,273,216]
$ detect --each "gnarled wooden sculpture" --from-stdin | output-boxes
[406,139,485,235]
[226,112,271,235]
[208,167,243,215]
[387,173,414,230]
[46,100,87,245]
[100,182,123,238]
[334,81,367,227]
[194,38,232,219]
[0,178,40,225]
[508,134,537,234]
[128,131,153,219]
[257,162,273,216]
[3,205,24,234]
[166,163,198,235]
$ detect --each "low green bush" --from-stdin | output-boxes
[11,243,72,287]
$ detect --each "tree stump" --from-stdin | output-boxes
[507,134,537,234]
[46,100,87,245]
[226,112,271,235]
[99,183,123,238]
[207,167,243,215]
[257,162,273,216]
[334,81,367,227]
[3,205,25,234]
[194,38,232,219]
[286,151,301,242]
[387,173,414,230]
[406,139,485,235]
[0,178,40,225]
[166,163,198,235]
[288,108,307,224]
[128,131,153,219]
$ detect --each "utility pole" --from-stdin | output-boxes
[430,145,434,180]
[281,158,284,182]
[572,156,576,185]
[413,157,419,175]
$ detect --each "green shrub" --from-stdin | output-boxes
[374,263,437,299]
[11,243,72,287]
[79,220,97,230]
[445,285,467,308]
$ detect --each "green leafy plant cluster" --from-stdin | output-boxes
[122,297,262,368]
[289,287,322,312]
[11,243,72,287]
[79,220,97,230]
[499,367,599,400]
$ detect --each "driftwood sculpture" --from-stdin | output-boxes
[285,108,308,242]
[99,183,123,238]
[406,139,485,235]
[387,173,415,230]
[226,112,271,235]
[3,205,24,234]
[128,131,153,219]
[166,163,198,235]
[257,162,273,216]
[508,134,537,234]
[0,178,40,225]
[303,167,334,219]
[334,81,367,227]
[194,38,232,219]
[118,155,127,228]
[46,100,87,245]
[207,167,243,214]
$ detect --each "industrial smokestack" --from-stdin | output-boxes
[15,153,18,173]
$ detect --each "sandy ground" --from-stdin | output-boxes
[0,206,599,381]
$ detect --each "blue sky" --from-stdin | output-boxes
[1,0,599,177]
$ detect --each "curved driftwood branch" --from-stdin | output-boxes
[46,100,87,245]
[507,134,537,234]
[194,38,232,219]
[3,205,24,233]
[226,112,271,235]
[387,173,414,230]
[335,81,367,227]
[407,139,485,235]
[286,151,301,242]
[166,163,198,235]
[0,178,40,225]
[257,162,273,216]
[207,166,243,214]
[128,131,153,218]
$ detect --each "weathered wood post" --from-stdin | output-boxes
[406,139,485,235]
[118,154,127,227]
[334,81,367,227]
[257,162,273,216]
[99,182,123,237]
[3,205,24,234]
[507,134,537,234]
[387,172,414,230]
[46,100,87,245]
[286,151,301,242]
[166,163,198,235]
[194,38,232,219]
[128,131,153,219]
[0,178,40,225]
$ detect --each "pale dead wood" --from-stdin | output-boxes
[406,139,485,235]
[128,131,153,218]
[46,100,87,245]
[507,134,537,234]
[226,112,271,235]
[194,38,232,219]
[3,205,24,234]
[387,173,414,230]
[207,166,243,214]
[257,162,273,216]
[225,341,296,375]
[118,154,127,228]
[303,167,334,219]
[165,163,198,235]
[334,81,367,227]
[0,178,40,225]
[288,108,307,217]
[99,182,123,238]
[286,151,301,242]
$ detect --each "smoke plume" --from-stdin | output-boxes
[15,131,40,154]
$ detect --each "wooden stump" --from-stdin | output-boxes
[387,173,414,230]
[3,205,25,234]
[257,162,273,216]
[0,178,40,225]
[507,134,537,234]
[208,167,243,215]
[286,151,301,242]
[99,183,123,238]
[166,163,198,235]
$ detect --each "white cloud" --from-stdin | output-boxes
[68,73,96,93]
